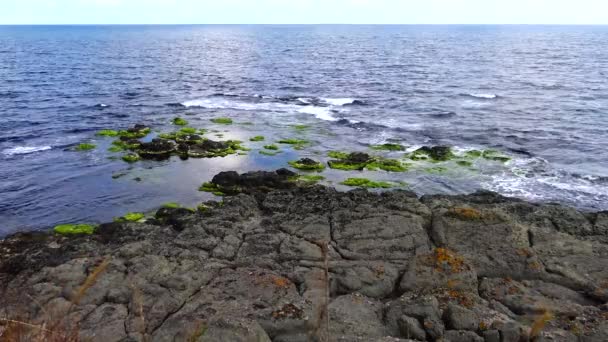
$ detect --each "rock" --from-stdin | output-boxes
[443,330,483,342]
[1,174,608,341]
[398,315,426,340]
[210,169,297,195]
[200,318,272,342]
[413,146,454,161]
[137,138,176,159]
[444,304,479,331]
[187,139,239,158]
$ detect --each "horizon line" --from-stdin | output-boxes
[1,23,607,26]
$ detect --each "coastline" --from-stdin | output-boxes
[1,170,607,341]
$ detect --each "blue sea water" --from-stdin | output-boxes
[1,25,607,236]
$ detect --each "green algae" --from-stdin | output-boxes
[482,150,511,163]
[259,150,282,156]
[179,127,198,134]
[172,117,188,126]
[210,117,233,125]
[115,212,145,222]
[198,182,225,196]
[162,202,181,209]
[96,129,119,137]
[328,160,368,171]
[327,151,350,160]
[117,128,151,139]
[407,146,455,162]
[249,136,265,142]
[108,146,124,153]
[366,159,410,172]
[158,132,177,140]
[298,174,325,182]
[122,153,141,163]
[111,139,140,151]
[457,160,473,167]
[370,143,406,151]
[465,150,482,158]
[75,143,96,151]
[264,144,279,150]
[54,223,95,235]
[278,138,308,145]
[288,159,325,171]
[341,178,396,189]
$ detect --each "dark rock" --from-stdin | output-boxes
[415,145,454,161]
[443,330,484,342]
[137,138,176,159]
[154,207,194,231]
[211,170,297,195]
[347,152,372,163]
[482,330,500,342]
[444,304,479,331]
[296,158,318,166]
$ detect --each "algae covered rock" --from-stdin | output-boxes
[328,152,373,171]
[172,117,188,126]
[341,177,397,188]
[370,143,406,151]
[53,223,95,235]
[187,139,240,158]
[74,143,96,151]
[117,124,151,139]
[204,169,297,195]
[137,139,176,159]
[210,117,233,124]
[409,146,455,161]
[288,158,325,171]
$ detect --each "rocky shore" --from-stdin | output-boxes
[1,169,607,341]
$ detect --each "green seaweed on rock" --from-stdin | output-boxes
[162,202,181,209]
[122,153,140,163]
[179,127,198,134]
[366,159,410,172]
[327,151,350,160]
[115,212,146,222]
[457,160,473,167]
[210,118,233,125]
[264,144,279,150]
[370,143,406,151]
[249,136,265,142]
[172,117,188,126]
[341,178,396,189]
[54,223,95,235]
[198,182,225,196]
[75,143,96,151]
[288,158,325,171]
[278,138,308,145]
[96,129,119,137]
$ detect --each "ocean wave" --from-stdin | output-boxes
[465,93,498,99]
[322,98,357,106]
[3,145,52,156]
[180,95,347,122]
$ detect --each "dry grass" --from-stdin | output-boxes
[0,257,111,342]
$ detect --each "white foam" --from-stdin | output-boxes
[323,98,356,106]
[297,106,338,121]
[181,98,340,122]
[3,146,51,156]
[469,93,497,99]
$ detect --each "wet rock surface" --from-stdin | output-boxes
[1,172,607,341]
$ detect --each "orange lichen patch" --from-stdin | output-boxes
[448,289,475,308]
[271,303,304,320]
[529,309,554,339]
[446,279,460,289]
[271,275,291,289]
[448,207,483,220]
[433,248,466,273]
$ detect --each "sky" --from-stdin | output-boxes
[0,0,606,25]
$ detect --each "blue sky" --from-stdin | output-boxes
[1,0,606,25]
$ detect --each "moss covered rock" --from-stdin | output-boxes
[210,117,233,125]
[179,127,198,134]
[371,143,406,151]
[288,158,325,171]
[278,138,308,145]
[408,146,455,162]
[96,129,119,137]
[250,136,265,142]
[264,144,279,150]
[117,124,151,139]
[74,143,96,151]
[172,117,188,126]
[187,140,242,158]
[122,153,140,163]
[115,212,145,222]
[366,158,410,172]
[54,223,95,235]
[341,178,396,188]
[137,139,176,159]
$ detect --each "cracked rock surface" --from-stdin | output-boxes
[1,172,607,341]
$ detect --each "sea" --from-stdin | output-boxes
[1,25,607,236]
